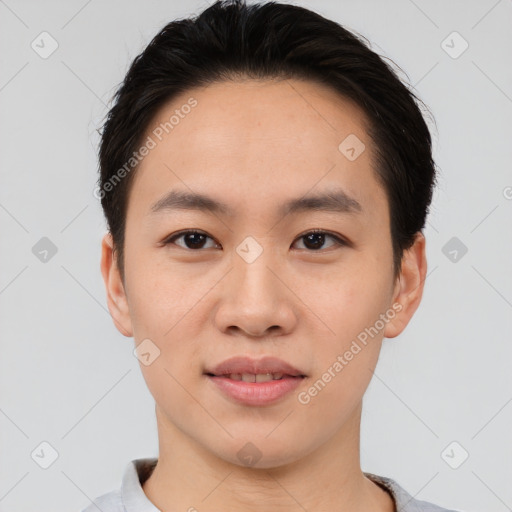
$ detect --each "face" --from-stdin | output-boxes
[101,78,426,468]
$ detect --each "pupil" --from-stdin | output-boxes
[305,233,324,250]
[186,233,205,249]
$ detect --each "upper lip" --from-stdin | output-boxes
[205,356,305,377]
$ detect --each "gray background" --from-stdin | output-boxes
[1,0,511,511]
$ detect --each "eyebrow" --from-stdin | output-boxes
[149,188,363,218]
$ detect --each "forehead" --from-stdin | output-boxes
[128,78,387,226]
[147,78,370,158]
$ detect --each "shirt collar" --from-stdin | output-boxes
[121,458,160,511]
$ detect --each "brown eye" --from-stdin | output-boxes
[292,230,346,251]
[164,230,219,250]
[163,229,347,252]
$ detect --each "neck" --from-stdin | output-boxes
[142,402,394,512]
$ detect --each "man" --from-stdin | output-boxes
[86,1,461,510]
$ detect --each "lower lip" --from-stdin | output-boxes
[206,375,303,406]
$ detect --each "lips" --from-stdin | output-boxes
[205,356,306,379]
[205,356,306,406]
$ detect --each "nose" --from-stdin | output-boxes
[213,248,298,339]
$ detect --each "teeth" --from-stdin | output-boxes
[229,373,285,382]
[255,373,273,382]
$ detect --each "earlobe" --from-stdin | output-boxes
[100,233,133,338]
[383,232,427,339]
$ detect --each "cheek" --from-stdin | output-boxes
[317,265,392,337]
[124,248,207,369]
[138,356,202,431]
[124,246,195,336]
[307,260,393,400]
[306,285,386,421]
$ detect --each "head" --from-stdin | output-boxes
[99,0,435,468]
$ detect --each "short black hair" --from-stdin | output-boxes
[97,0,437,281]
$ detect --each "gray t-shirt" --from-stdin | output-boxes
[81,458,461,512]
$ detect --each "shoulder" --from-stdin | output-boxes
[365,472,464,512]
[81,488,124,512]
[80,458,158,512]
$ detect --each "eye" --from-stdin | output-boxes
[163,230,219,250]
[292,229,347,251]
[162,229,347,252]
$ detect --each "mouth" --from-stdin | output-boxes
[207,372,297,382]
[204,356,306,406]
[205,355,306,378]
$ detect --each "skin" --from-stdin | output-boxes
[101,78,427,511]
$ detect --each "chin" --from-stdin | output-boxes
[208,434,308,470]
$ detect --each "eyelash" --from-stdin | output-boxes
[162,229,348,252]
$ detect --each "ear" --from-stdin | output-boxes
[100,233,133,337]
[383,232,427,339]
